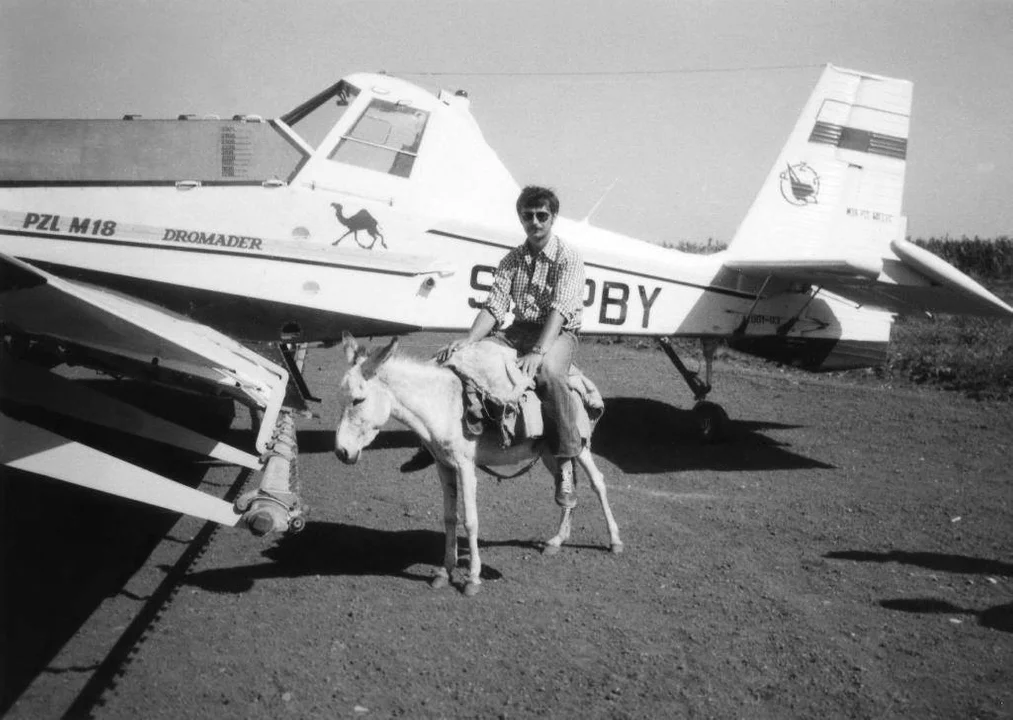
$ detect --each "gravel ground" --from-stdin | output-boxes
[3,335,1011,719]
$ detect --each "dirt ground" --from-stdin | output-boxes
[3,335,1011,719]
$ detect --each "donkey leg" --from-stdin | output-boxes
[575,447,623,554]
[458,464,482,596]
[540,454,573,555]
[431,464,458,590]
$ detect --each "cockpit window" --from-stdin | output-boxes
[328,99,429,178]
[281,81,360,150]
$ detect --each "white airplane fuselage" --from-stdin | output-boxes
[9,67,1004,376]
[0,180,891,370]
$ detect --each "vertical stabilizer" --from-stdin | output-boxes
[728,65,912,262]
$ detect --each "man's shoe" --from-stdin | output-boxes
[554,460,576,509]
[400,447,435,473]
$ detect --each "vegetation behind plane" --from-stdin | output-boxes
[636,236,1013,401]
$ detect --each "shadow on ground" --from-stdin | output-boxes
[297,397,833,475]
[878,598,1013,633]
[0,379,236,715]
[593,397,832,473]
[297,428,416,455]
[825,549,1013,577]
[180,520,514,594]
[826,549,1013,633]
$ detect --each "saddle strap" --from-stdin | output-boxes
[478,454,542,481]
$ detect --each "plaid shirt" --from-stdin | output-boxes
[483,234,585,332]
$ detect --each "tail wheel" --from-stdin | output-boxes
[693,401,729,443]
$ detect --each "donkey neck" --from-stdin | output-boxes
[377,358,462,442]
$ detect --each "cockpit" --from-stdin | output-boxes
[281,79,430,179]
[275,73,519,226]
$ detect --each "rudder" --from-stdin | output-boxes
[728,65,913,263]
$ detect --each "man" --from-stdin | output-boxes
[435,185,586,508]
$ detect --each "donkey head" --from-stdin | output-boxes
[334,332,399,464]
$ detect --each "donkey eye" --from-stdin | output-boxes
[351,397,365,406]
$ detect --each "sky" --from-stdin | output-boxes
[2,0,1011,245]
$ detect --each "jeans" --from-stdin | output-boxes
[497,323,581,458]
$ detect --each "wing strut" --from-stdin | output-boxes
[278,342,321,404]
[734,275,774,335]
[777,285,823,336]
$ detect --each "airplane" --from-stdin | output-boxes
[2,64,1011,530]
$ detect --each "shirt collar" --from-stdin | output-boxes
[524,234,560,261]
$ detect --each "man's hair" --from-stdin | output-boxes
[516,185,560,216]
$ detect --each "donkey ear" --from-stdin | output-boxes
[342,331,359,365]
[360,337,399,380]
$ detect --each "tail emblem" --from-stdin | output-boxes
[779,162,820,206]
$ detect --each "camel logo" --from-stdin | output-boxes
[779,162,820,206]
[331,203,387,249]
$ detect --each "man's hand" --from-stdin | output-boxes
[518,351,543,377]
[436,338,472,363]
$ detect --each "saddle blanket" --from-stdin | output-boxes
[442,340,604,447]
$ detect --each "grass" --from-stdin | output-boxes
[880,281,1013,401]
[596,281,1013,402]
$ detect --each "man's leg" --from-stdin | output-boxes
[536,333,580,508]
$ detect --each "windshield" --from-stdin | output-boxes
[281,80,360,150]
[328,99,429,178]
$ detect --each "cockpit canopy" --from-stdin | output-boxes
[280,79,429,178]
[279,74,520,225]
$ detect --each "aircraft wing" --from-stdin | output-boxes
[0,253,292,526]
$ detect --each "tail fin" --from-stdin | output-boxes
[724,64,1011,317]
[728,64,911,262]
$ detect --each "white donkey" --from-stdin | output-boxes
[333,333,623,597]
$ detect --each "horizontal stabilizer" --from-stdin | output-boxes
[724,256,883,281]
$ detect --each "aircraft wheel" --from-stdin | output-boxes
[693,401,729,443]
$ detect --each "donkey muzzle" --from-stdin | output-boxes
[334,446,360,465]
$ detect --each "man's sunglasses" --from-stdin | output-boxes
[521,210,552,223]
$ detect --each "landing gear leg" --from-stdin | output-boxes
[657,337,729,442]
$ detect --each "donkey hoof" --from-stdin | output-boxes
[463,581,481,597]
[542,543,562,556]
[610,542,625,555]
[430,574,450,590]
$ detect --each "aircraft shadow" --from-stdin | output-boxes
[826,549,1013,633]
[592,396,833,473]
[0,379,236,715]
[180,520,510,594]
